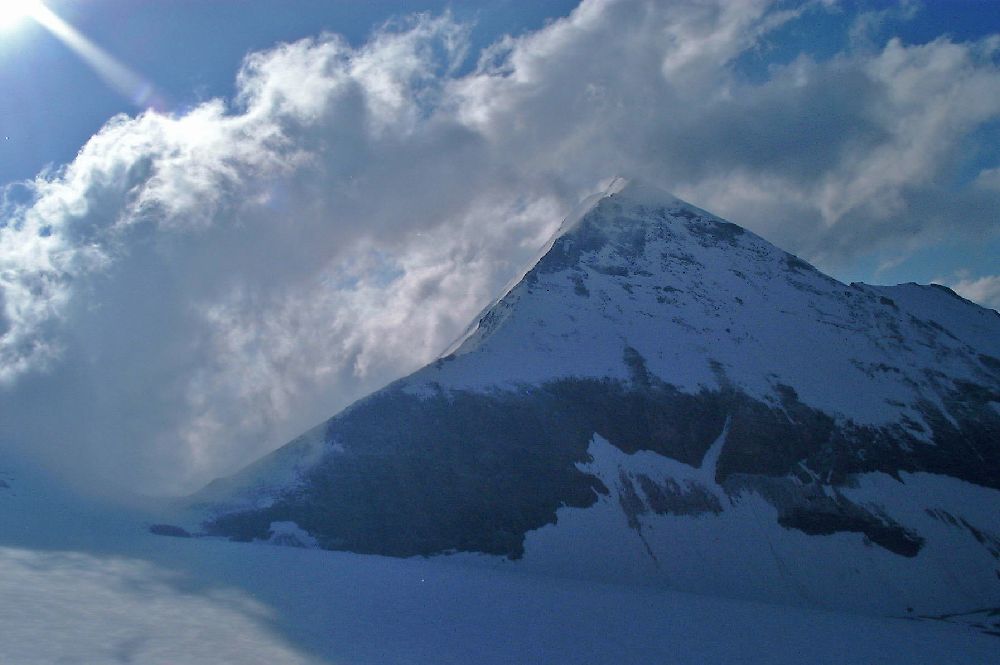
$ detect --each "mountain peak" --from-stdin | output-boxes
[446,176,757,357]
[555,176,689,237]
[183,179,1000,620]
[603,175,682,207]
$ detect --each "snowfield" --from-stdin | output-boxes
[0,515,997,664]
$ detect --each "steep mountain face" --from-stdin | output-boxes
[182,178,1000,615]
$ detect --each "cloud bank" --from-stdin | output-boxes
[948,274,1000,310]
[1,0,998,494]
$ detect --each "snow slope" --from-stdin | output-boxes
[0,472,997,664]
[182,178,1000,619]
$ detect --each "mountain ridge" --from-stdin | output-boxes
[178,178,1000,616]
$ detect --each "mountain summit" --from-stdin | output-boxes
[181,179,1000,616]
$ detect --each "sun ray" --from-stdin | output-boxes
[8,0,165,110]
[0,0,44,30]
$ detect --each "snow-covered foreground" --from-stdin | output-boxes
[0,532,995,663]
[0,463,995,664]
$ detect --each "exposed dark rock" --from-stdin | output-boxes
[728,475,923,557]
[622,346,651,388]
[204,348,999,559]
[783,508,923,557]
[636,474,722,516]
[925,508,960,526]
[197,184,1000,572]
[957,518,1000,559]
[687,217,744,246]
[917,606,1000,638]
[617,471,646,531]
[533,212,612,276]
[980,354,1000,373]
[927,283,966,302]
[784,255,816,273]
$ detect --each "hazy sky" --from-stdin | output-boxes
[1,0,999,495]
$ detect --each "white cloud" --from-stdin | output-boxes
[948,274,1000,310]
[0,546,314,664]
[1,0,999,493]
[974,166,1000,191]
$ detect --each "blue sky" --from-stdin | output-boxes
[4,1,996,285]
[0,0,579,184]
[0,0,999,493]
[7,1,996,187]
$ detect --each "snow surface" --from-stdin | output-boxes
[448,435,1000,615]
[0,467,996,665]
[190,420,329,514]
[417,179,994,430]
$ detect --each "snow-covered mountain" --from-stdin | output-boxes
[180,177,1000,618]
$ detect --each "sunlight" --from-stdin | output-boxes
[0,0,43,31]
[27,0,165,109]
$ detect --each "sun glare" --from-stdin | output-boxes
[0,0,42,30]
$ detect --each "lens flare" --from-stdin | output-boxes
[0,0,43,30]
[25,1,167,111]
